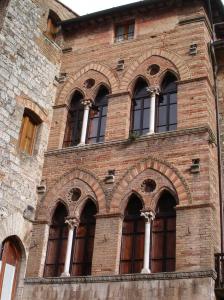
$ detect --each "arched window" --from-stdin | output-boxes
[151,191,176,272]
[156,73,177,133]
[120,194,144,274]
[0,237,22,300]
[70,200,97,276]
[44,203,68,277]
[131,79,150,136]
[87,86,109,144]
[63,91,84,147]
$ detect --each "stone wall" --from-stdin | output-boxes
[0,0,75,299]
[23,271,216,300]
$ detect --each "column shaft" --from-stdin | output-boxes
[149,93,156,134]
[80,105,90,145]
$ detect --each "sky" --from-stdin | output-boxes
[60,0,141,15]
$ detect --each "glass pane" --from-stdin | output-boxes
[116,26,124,41]
[157,126,167,133]
[88,118,99,138]
[169,104,177,125]
[159,95,167,105]
[158,106,167,126]
[102,106,108,116]
[169,124,177,131]
[143,108,149,130]
[170,93,177,104]
[1,264,15,300]
[100,116,106,136]
[133,110,141,130]
[133,99,141,110]
[144,98,150,108]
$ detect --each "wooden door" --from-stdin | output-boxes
[0,239,21,300]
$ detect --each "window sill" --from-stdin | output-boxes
[46,126,215,157]
[25,269,215,285]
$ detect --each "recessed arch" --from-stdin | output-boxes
[121,49,191,91]
[159,69,179,87]
[36,167,106,222]
[110,156,191,213]
[120,189,145,215]
[129,75,150,97]
[57,63,119,105]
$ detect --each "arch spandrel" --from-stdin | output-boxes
[36,168,106,221]
[110,156,192,214]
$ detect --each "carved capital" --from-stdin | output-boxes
[140,211,155,223]
[65,217,79,229]
[81,99,93,107]
[146,86,160,95]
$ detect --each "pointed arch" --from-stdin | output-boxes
[37,167,106,221]
[57,63,119,105]
[110,156,192,213]
[121,49,191,91]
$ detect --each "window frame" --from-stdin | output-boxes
[18,108,41,155]
[114,21,135,43]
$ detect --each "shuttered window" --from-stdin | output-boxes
[120,194,144,274]
[70,200,97,276]
[44,204,68,277]
[151,191,176,273]
[18,109,40,155]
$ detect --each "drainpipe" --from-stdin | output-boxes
[207,0,224,253]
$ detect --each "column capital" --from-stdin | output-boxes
[65,217,79,229]
[140,210,155,222]
[146,86,160,95]
[81,98,93,107]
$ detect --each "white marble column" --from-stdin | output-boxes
[79,99,92,145]
[146,87,160,134]
[61,218,79,277]
[140,211,155,274]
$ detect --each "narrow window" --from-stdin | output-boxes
[120,194,144,274]
[115,22,135,42]
[87,86,109,144]
[151,191,176,272]
[70,200,97,276]
[45,10,60,41]
[44,203,68,277]
[156,73,177,133]
[131,79,150,136]
[0,238,22,300]
[63,91,84,147]
[18,108,41,155]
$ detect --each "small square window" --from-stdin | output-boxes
[114,22,135,43]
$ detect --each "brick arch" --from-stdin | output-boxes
[120,48,191,91]
[16,94,48,122]
[110,156,192,213]
[37,168,107,220]
[57,63,119,105]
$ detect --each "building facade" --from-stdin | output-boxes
[1,0,224,299]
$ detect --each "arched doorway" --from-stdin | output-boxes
[0,237,22,300]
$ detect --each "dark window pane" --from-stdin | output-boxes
[169,124,177,131]
[102,106,108,116]
[88,118,99,138]
[169,104,177,125]
[133,110,141,130]
[170,93,177,104]
[143,108,149,130]
[133,99,141,110]
[100,116,106,136]
[144,98,150,108]
[158,106,167,126]
[157,126,166,132]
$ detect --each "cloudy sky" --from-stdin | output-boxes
[60,0,141,15]
[60,0,224,15]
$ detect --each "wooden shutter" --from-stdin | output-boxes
[19,112,38,155]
